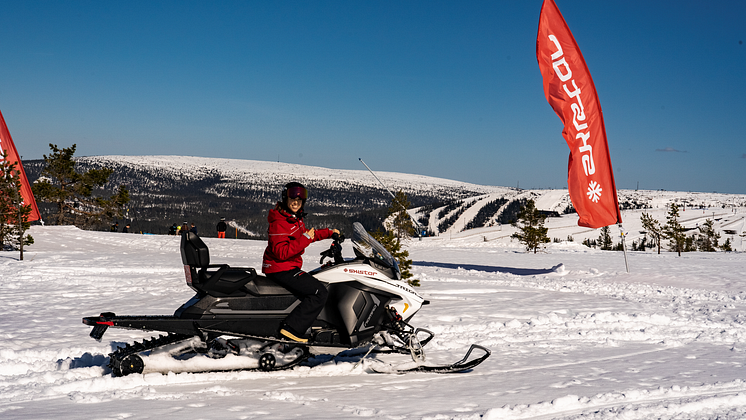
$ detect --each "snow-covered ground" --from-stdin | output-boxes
[3,215,746,419]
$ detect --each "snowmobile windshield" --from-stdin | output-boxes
[351,222,400,276]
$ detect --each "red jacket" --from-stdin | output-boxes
[262,206,334,274]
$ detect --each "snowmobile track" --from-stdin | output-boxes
[107,333,310,376]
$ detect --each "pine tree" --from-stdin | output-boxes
[511,199,550,253]
[684,234,696,252]
[370,190,418,286]
[0,150,34,258]
[371,229,418,286]
[695,218,719,252]
[582,238,597,248]
[720,238,733,252]
[386,190,415,239]
[31,144,130,228]
[640,212,662,254]
[663,203,686,256]
[598,226,613,250]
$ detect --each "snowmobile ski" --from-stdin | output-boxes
[368,344,491,374]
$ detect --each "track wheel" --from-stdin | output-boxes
[258,353,276,371]
[116,354,145,376]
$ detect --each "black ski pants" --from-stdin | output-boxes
[265,268,328,336]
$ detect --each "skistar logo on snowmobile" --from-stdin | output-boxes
[344,268,378,277]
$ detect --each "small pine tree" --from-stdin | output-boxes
[684,234,696,252]
[640,212,662,254]
[720,238,733,252]
[371,229,418,287]
[372,190,418,287]
[0,150,34,258]
[695,218,720,252]
[598,226,613,250]
[31,144,130,228]
[511,199,550,253]
[386,190,415,239]
[663,203,686,256]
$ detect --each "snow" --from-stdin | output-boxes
[437,193,745,253]
[3,213,746,419]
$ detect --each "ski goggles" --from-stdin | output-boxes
[286,186,308,200]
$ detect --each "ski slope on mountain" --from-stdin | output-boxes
[3,210,746,419]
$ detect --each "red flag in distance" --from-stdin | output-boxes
[0,109,41,222]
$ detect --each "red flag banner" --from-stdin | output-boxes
[0,109,41,222]
[536,0,621,228]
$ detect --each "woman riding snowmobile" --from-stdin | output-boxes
[262,182,340,342]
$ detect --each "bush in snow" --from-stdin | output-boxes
[663,203,686,256]
[511,199,550,254]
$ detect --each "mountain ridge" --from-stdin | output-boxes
[22,155,746,238]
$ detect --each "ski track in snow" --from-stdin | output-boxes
[2,223,746,419]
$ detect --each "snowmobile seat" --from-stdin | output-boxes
[180,231,292,297]
[242,274,295,296]
[180,232,257,296]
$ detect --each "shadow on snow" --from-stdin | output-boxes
[414,261,560,276]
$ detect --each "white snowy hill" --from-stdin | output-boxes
[426,190,746,253]
[77,155,514,205]
[83,155,509,193]
[72,155,746,244]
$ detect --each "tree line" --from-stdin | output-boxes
[509,199,734,254]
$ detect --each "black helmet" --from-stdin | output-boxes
[281,182,308,203]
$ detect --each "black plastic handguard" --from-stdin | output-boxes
[319,233,345,265]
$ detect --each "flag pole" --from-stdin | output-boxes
[618,223,629,273]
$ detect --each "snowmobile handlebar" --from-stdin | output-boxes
[320,233,345,265]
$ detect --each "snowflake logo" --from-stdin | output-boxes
[587,181,602,203]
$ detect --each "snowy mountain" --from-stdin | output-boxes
[24,155,746,244]
[23,155,516,236]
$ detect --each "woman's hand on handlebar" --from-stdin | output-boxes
[308,228,340,241]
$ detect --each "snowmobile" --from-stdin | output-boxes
[83,222,490,376]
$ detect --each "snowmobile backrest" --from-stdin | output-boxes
[179,232,264,296]
[181,232,210,267]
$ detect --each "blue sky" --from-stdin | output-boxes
[1,1,744,194]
